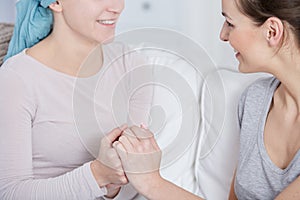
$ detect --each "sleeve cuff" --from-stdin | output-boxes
[84,162,108,198]
[102,184,138,200]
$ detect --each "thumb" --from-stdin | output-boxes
[105,124,127,143]
[113,141,127,161]
[106,183,122,190]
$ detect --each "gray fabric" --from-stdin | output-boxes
[235,77,300,199]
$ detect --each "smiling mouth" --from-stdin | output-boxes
[97,20,116,25]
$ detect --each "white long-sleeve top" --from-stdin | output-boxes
[0,43,153,200]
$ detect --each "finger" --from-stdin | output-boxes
[122,128,135,137]
[105,124,128,143]
[147,134,160,151]
[106,148,123,171]
[136,129,160,152]
[130,125,153,139]
[113,141,128,161]
[140,123,148,129]
[118,135,136,152]
[122,128,140,146]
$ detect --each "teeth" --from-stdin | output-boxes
[98,20,115,25]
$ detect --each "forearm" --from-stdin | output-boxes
[275,177,300,200]
[0,162,106,200]
[142,177,203,200]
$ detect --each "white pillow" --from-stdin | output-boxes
[133,48,203,199]
[195,68,268,199]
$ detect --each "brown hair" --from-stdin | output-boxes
[235,0,300,47]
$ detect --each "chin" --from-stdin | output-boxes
[98,33,116,44]
[238,64,261,74]
[238,64,250,73]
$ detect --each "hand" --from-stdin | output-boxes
[113,126,162,195]
[91,125,128,188]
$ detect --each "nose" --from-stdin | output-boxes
[219,22,229,42]
[107,0,125,14]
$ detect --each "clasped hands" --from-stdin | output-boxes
[91,125,162,198]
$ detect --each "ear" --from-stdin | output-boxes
[264,17,284,47]
[48,1,63,12]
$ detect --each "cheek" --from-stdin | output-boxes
[229,28,258,51]
[63,4,95,24]
[232,36,249,52]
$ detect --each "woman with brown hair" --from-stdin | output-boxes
[114,0,300,199]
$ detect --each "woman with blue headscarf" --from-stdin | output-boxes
[0,0,153,199]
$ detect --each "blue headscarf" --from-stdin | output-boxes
[4,0,56,61]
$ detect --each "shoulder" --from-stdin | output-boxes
[244,76,277,96]
[0,52,25,81]
[238,76,277,124]
[1,50,38,79]
[0,50,42,96]
[239,76,277,106]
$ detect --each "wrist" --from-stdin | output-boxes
[140,173,164,197]
[90,160,108,188]
[105,186,121,199]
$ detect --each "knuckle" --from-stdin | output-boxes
[107,152,115,160]
[143,140,151,148]
[131,125,139,130]
[113,161,122,169]
[136,144,144,152]
[112,127,119,132]
[130,126,140,134]
[120,176,128,184]
[144,130,153,138]
[119,135,126,142]
[117,170,124,177]
[124,129,134,137]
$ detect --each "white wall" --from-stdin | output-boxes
[117,0,184,32]
[117,0,237,69]
[0,0,237,68]
[0,0,16,23]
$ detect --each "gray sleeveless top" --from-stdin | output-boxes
[235,77,300,199]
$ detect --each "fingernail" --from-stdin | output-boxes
[140,123,147,129]
[112,141,118,148]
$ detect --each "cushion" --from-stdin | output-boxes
[128,44,204,199]
[195,68,268,199]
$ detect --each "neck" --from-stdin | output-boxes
[46,34,99,66]
[272,51,300,114]
[28,21,103,77]
[47,20,101,66]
